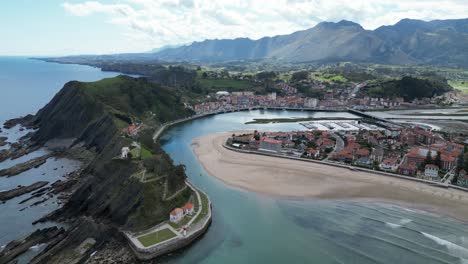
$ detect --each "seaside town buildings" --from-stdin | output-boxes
[227,122,467,184]
[192,81,408,115]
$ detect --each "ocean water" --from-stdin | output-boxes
[0,57,120,262]
[0,56,120,124]
[160,111,468,264]
[1,57,468,263]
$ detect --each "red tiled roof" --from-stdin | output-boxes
[263,137,282,144]
[399,163,417,170]
[170,208,183,215]
[183,203,194,210]
[382,158,397,165]
[356,149,370,156]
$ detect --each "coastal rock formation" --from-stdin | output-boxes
[0,154,51,177]
[0,181,49,202]
[0,227,64,264]
[29,218,114,264]
[4,76,195,262]
[0,136,7,146]
[2,114,34,129]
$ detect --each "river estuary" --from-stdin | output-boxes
[1,57,468,263]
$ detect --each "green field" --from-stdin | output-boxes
[137,228,177,247]
[140,146,152,159]
[310,72,347,83]
[449,80,468,93]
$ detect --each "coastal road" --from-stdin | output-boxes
[324,132,344,161]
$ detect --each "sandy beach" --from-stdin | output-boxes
[192,132,468,221]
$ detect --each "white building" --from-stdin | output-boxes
[183,203,194,215]
[304,98,319,108]
[169,208,184,223]
[424,164,439,179]
[379,158,399,172]
[269,92,277,101]
[121,147,130,159]
[216,91,229,97]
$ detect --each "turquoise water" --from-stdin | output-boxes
[160,111,468,264]
[1,57,468,263]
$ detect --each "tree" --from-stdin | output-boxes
[424,150,433,166]
[434,151,442,168]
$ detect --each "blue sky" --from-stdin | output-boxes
[1,0,468,56]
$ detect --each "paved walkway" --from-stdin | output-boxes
[124,181,206,250]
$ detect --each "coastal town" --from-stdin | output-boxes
[227,121,468,187]
[191,80,459,115]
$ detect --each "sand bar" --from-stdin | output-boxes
[192,132,468,221]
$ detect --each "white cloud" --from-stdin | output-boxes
[62,0,468,52]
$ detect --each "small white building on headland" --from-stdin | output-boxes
[169,208,184,223]
[121,147,130,159]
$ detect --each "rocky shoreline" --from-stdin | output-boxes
[0,76,203,263]
[0,154,51,177]
[0,227,65,264]
[0,181,49,202]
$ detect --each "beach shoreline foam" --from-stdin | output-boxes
[192,131,468,222]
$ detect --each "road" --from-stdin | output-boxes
[324,132,344,161]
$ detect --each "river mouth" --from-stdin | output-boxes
[159,109,468,264]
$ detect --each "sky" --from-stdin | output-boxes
[1,0,468,56]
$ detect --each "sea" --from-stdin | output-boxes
[1,57,468,263]
[0,57,120,263]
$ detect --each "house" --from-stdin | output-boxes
[183,203,194,215]
[121,147,130,159]
[424,164,439,179]
[398,163,417,176]
[125,123,140,138]
[317,137,335,149]
[169,208,184,223]
[259,137,282,153]
[306,148,319,158]
[380,158,399,172]
[356,148,370,159]
[371,147,384,163]
[356,156,372,166]
[404,147,458,170]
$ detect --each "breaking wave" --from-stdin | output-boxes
[421,232,468,260]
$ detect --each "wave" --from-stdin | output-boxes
[400,219,412,225]
[385,222,402,229]
[421,232,468,260]
[385,219,413,229]
[29,243,45,251]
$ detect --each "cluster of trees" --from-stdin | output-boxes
[149,66,197,89]
[421,150,442,171]
[366,76,452,101]
[94,76,193,122]
[453,151,468,184]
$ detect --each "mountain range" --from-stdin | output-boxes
[153,18,468,68]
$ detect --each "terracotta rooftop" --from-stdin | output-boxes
[170,208,183,215]
[262,137,282,144]
[183,203,194,210]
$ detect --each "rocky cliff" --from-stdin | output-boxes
[11,75,194,262]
